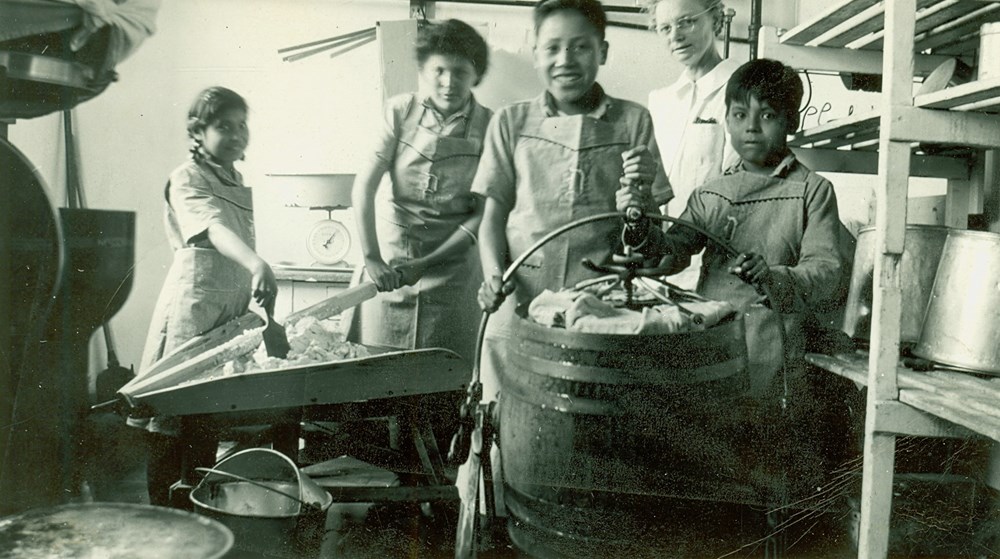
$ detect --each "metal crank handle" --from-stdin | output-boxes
[581,257,672,278]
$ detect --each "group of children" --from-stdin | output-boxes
[136,0,852,507]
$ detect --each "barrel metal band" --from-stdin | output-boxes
[513,332,745,371]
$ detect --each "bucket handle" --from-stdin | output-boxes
[194,467,323,512]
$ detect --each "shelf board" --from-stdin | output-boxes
[791,101,1000,152]
[779,0,879,46]
[869,3,1000,53]
[789,112,879,149]
[806,351,1000,441]
[780,0,1000,54]
[791,147,970,179]
[915,78,1000,113]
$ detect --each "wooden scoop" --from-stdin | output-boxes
[285,281,377,324]
[261,300,291,359]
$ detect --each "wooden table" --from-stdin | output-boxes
[805,351,1000,442]
[126,348,468,509]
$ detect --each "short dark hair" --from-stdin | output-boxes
[415,19,490,82]
[725,58,803,133]
[534,0,608,40]
[187,86,248,139]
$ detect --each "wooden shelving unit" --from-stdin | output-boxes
[761,1,1000,557]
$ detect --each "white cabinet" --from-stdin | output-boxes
[273,267,354,321]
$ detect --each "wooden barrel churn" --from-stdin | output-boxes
[499,306,749,558]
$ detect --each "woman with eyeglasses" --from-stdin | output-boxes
[646,0,739,287]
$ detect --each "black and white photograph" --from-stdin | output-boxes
[3,0,1000,557]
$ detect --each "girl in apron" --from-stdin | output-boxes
[132,87,278,506]
[353,19,492,366]
[646,0,742,289]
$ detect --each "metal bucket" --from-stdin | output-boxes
[190,448,333,558]
[500,307,748,557]
[913,230,1000,374]
[0,503,233,558]
[842,225,949,346]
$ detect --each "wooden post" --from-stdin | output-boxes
[377,20,420,102]
[945,178,970,229]
[409,0,434,20]
[860,1,916,558]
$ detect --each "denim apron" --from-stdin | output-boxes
[693,171,826,505]
[136,163,254,434]
[481,110,631,399]
[359,101,490,364]
[697,172,810,397]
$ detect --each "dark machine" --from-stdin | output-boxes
[1,6,143,515]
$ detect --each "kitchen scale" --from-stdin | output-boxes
[306,207,352,266]
[257,174,359,269]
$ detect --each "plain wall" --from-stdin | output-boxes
[7,0,826,376]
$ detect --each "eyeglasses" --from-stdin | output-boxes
[655,6,713,37]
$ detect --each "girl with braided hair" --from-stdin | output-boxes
[132,86,277,506]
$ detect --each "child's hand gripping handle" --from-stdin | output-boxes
[618,146,654,253]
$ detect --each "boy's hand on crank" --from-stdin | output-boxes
[620,146,656,189]
[615,185,648,213]
[478,275,515,313]
[729,252,771,286]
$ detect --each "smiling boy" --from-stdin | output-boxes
[471,0,671,401]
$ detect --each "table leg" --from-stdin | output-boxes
[271,422,301,463]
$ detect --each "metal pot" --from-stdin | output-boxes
[0,503,233,558]
[913,229,1000,374]
[842,225,949,345]
[190,448,332,558]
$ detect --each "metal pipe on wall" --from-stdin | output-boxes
[723,8,736,58]
[424,0,749,42]
[748,0,762,60]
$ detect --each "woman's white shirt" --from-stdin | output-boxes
[649,56,742,217]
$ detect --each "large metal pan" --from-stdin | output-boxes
[914,229,1000,374]
[0,503,233,559]
[842,225,949,346]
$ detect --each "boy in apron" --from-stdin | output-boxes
[131,87,278,506]
[474,0,672,402]
[617,58,853,504]
[461,0,670,525]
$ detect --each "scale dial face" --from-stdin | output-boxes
[306,219,351,265]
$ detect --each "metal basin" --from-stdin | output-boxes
[914,229,1000,374]
[191,448,332,559]
[842,225,949,345]
[0,503,232,559]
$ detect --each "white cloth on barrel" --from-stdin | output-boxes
[528,289,736,335]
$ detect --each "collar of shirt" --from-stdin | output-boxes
[541,83,612,119]
[420,94,475,129]
[725,151,798,178]
[195,153,243,186]
[675,58,738,102]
